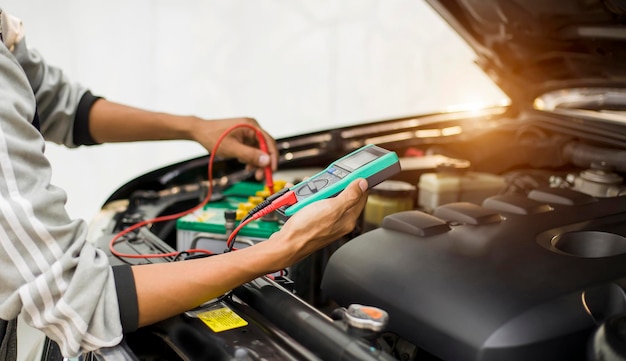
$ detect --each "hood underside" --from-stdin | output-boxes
[426,0,626,105]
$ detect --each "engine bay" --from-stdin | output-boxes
[90,106,626,360]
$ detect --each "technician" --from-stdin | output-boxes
[0,8,369,360]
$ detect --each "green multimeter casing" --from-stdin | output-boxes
[277,144,401,220]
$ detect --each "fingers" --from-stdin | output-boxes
[315,178,368,232]
[270,178,369,263]
[221,137,270,166]
[337,178,369,222]
[259,128,278,171]
[217,117,278,170]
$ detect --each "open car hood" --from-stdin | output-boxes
[88,3,626,360]
[425,0,626,106]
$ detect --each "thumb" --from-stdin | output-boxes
[356,178,369,192]
[338,178,369,205]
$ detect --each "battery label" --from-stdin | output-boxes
[198,307,248,332]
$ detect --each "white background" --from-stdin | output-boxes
[2,0,506,222]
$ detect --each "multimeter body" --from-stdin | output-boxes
[277,144,401,219]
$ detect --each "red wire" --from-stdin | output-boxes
[225,190,297,250]
[225,217,256,249]
[108,123,273,260]
[258,137,274,195]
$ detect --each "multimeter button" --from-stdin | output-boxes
[328,167,347,178]
[296,187,311,196]
[296,179,329,196]
[307,181,318,193]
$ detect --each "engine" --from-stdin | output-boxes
[323,161,626,361]
[92,109,626,361]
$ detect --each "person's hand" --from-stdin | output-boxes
[267,178,369,268]
[89,100,279,177]
[131,178,368,326]
[191,116,278,174]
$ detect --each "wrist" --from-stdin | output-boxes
[264,230,307,269]
[173,115,204,142]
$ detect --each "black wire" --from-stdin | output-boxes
[183,253,214,260]
[240,187,290,224]
[226,188,290,252]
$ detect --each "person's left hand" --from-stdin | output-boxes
[265,178,369,269]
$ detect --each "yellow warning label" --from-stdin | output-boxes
[198,307,248,332]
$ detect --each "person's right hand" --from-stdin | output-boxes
[266,178,369,269]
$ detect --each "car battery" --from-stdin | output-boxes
[176,181,284,253]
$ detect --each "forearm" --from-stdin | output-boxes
[132,237,293,327]
[89,99,202,143]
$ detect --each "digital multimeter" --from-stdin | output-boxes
[277,144,401,219]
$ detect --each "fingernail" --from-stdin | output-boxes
[359,179,368,191]
[258,154,270,166]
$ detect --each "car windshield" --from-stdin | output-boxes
[534,88,626,126]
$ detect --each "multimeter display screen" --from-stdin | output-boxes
[338,150,378,171]
[280,144,400,218]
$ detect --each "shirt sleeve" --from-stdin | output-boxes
[5,14,99,147]
[0,18,127,359]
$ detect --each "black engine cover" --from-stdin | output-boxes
[321,188,626,361]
